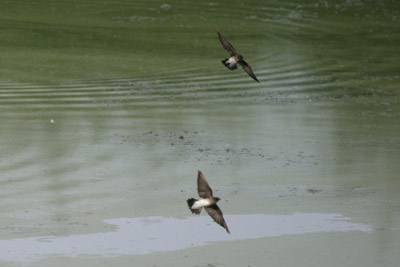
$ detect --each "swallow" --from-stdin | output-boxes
[218,31,259,82]
[187,171,230,234]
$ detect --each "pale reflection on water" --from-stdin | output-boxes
[0,213,372,264]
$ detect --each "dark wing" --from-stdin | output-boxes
[205,205,230,234]
[197,171,213,198]
[239,60,259,82]
[218,31,237,57]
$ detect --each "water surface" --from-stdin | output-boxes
[0,213,373,264]
[0,0,399,266]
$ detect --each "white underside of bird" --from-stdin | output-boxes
[226,56,237,67]
[191,198,213,209]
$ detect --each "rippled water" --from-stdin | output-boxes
[1,0,399,266]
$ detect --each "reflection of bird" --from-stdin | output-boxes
[218,31,259,82]
[187,171,230,234]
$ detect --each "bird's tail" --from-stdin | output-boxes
[187,198,202,214]
[222,59,237,70]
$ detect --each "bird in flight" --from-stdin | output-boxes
[218,31,259,82]
[187,171,230,234]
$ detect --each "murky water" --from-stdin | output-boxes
[1,0,399,266]
[1,214,373,263]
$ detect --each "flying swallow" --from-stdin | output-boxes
[187,171,230,234]
[218,31,259,82]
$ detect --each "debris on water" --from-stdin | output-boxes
[307,188,322,194]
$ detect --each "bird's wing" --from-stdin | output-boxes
[239,60,260,82]
[205,205,230,234]
[197,171,213,198]
[218,31,237,57]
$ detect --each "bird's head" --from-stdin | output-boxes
[214,197,221,202]
[237,55,243,61]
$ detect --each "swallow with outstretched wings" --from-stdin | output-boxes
[218,31,259,82]
[187,171,230,234]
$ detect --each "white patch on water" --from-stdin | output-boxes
[0,213,373,264]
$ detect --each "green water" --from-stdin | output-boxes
[0,0,399,266]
